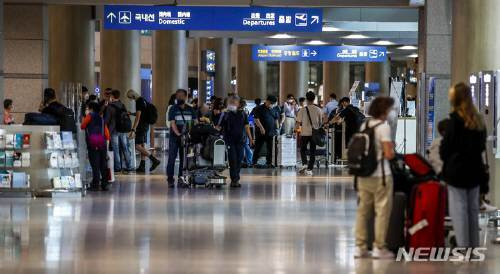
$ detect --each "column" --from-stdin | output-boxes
[279,61,308,101]
[451,0,500,204]
[49,5,95,98]
[152,30,188,127]
[323,62,350,99]
[236,44,267,100]
[100,28,141,110]
[364,61,391,96]
[3,4,49,122]
[213,38,232,98]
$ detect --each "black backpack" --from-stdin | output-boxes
[112,104,132,133]
[347,121,383,177]
[54,104,77,133]
[143,101,158,125]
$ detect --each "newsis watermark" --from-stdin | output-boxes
[396,247,487,262]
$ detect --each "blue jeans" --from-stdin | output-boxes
[111,133,132,171]
[241,137,253,165]
[447,185,480,248]
[167,135,184,182]
[228,142,244,182]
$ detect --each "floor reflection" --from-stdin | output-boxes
[0,168,498,273]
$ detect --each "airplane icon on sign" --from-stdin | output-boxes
[119,11,132,24]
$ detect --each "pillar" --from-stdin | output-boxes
[152,30,188,127]
[100,28,141,111]
[236,44,267,100]
[3,3,49,122]
[451,0,500,204]
[323,62,350,99]
[198,38,232,102]
[49,5,95,99]
[364,61,391,96]
[279,61,308,101]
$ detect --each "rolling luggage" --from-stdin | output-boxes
[408,181,446,248]
[366,192,407,252]
[273,135,297,167]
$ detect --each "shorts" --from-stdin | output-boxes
[135,127,148,145]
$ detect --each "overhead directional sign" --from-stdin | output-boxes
[104,5,322,32]
[252,45,388,62]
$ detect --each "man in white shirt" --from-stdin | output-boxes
[296,92,323,176]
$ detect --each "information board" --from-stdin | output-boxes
[252,45,387,62]
[104,5,322,32]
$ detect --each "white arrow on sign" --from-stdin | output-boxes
[107,12,117,23]
[379,52,386,57]
[311,16,320,24]
[311,50,318,56]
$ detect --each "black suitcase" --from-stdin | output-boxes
[366,192,406,252]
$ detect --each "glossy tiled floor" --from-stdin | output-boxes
[0,166,499,273]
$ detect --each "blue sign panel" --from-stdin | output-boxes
[204,50,216,74]
[206,80,214,102]
[104,5,322,32]
[252,45,387,62]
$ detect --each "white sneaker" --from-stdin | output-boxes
[372,247,394,259]
[304,169,313,176]
[481,201,498,213]
[298,166,307,174]
[354,247,371,258]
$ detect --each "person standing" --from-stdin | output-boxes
[3,99,14,125]
[440,82,488,249]
[281,94,299,136]
[239,98,253,168]
[220,96,254,187]
[166,89,197,188]
[106,90,133,173]
[354,96,395,259]
[323,93,338,122]
[330,97,364,146]
[81,102,111,191]
[126,89,161,173]
[296,92,323,176]
[252,95,280,168]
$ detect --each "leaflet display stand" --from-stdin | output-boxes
[0,125,83,198]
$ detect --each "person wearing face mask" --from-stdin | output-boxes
[127,89,161,173]
[281,94,299,136]
[219,96,254,187]
[166,89,197,188]
[252,95,279,168]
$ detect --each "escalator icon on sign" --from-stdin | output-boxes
[119,11,132,24]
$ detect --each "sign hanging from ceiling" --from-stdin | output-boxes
[104,5,322,32]
[252,45,388,62]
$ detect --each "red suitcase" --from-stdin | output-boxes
[408,181,447,248]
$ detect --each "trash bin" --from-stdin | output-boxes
[154,127,169,152]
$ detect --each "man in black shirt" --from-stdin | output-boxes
[330,97,364,146]
[252,95,279,168]
[126,89,160,173]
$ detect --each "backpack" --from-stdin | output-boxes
[142,100,158,125]
[347,121,383,177]
[54,104,77,133]
[112,104,132,133]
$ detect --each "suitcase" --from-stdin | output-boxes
[408,181,446,248]
[212,139,226,169]
[273,135,297,167]
[107,151,115,183]
[366,192,407,252]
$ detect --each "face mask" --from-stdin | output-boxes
[176,99,185,106]
[227,105,237,112]
[83,94,89,101]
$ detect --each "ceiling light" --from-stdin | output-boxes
[372,40,395,46]
[269,33,295,39]
[398,45,418,50]
[322,26,342,32]
[343,34,370,39]
[305,40,327,45]
[407,53,418,58]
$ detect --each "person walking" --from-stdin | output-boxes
[354,96,395,259]
[252,95,280,168]
[166,89,197,188]
[81,102,111,191]
[126,89,161,173]
[440,82,488,249]
[296,91,323,176]
[106,89,133,173]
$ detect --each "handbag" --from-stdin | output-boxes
[305,106,326,147]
